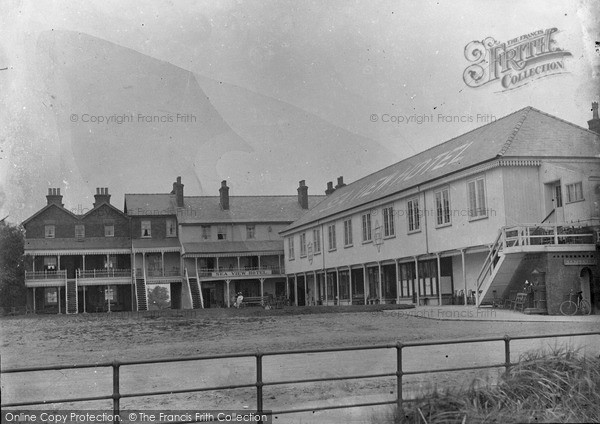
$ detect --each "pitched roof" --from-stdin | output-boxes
[178,195,325,224]
[282,107,600,232]
[22,203,79,226]
[183,240,283,255]
[124,192,325,223]
[124,194,176,216]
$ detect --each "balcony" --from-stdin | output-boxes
[25,270,67,283]
[502,224,595,251]
[77,269,132,279]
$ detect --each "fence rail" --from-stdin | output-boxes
[2,331,599,422]
[24,270,67,280]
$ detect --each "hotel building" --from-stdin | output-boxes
[280,105,600,315]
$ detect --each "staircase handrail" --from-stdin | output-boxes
[476,228,504,291]
[184,268,194,309]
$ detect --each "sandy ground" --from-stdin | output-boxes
[1,307,599,423]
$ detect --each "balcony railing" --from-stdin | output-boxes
[503,224,595,248]
[25,270,67,281]
[198,265,284,277]
[76,269,132,279]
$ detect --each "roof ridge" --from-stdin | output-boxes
[527,106,600,136]
[498,107,532,156]
[321,106,534,190]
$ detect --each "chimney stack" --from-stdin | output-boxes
[171,176,184,208]
[297,180,309,209]
[325,181,336,195]
[46,188,63,206]
[335,176,346,189]
[93,187,111,207]
[219,180,230,210]
[588,102,600,134]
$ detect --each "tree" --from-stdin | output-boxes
[148,285,170,309]
[0,221,26,308]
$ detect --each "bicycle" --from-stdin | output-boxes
[559,290,591,316]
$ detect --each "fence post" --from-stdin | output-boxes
[503,335,511,372]
[256,353,263,417]
[112,361,121,420]
[396,342,403,411]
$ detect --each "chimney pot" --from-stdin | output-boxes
[325,181,336,195]
[93,187,111,208]
[171,177,184,208]
[297,180,309,209]
[219,180,230,210]
[46,187,64,207]
[335,176,346,189]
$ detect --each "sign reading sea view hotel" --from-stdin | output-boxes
[463,28,572,91]
[211,269,273,278]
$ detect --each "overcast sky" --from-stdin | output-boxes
[1,0,598,223]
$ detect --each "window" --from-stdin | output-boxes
[566,182,584,203]
[313,228,321,254]
[246,225,256,239]
[328,224,337,250]
[407,198,420,232]
[383,205,395,237]
[141,220,151,238]
[166,219,177,237]
[300,232,307,257]
[435,188,451,226]
[343,219,353,246]
[201,225,211,240]
[362,213,372,242]
[288,237,295,260]
[45,225,55,239]
[467,177,487,219]
[554,183,563,208]
[104,225,114,237]
[75,225,85,240]
[217,226,227,240]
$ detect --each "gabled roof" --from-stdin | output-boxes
[124,192,325,223]
[282,107,600,233]
[21,203,79,226]
[179,195,325,224]
[81,202,129,220]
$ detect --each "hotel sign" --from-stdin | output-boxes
[211,270,273,277]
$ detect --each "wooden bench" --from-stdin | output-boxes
[242,296,271,307]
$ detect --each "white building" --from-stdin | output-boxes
[280,106,600,314]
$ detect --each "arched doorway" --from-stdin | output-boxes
[580,267,596,314]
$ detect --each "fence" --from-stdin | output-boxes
[2,331,599,422]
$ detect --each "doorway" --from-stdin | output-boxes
[580,267,597,314]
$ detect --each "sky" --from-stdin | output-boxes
[1,0,598,223]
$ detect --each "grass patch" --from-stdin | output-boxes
[381,346,600,423]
